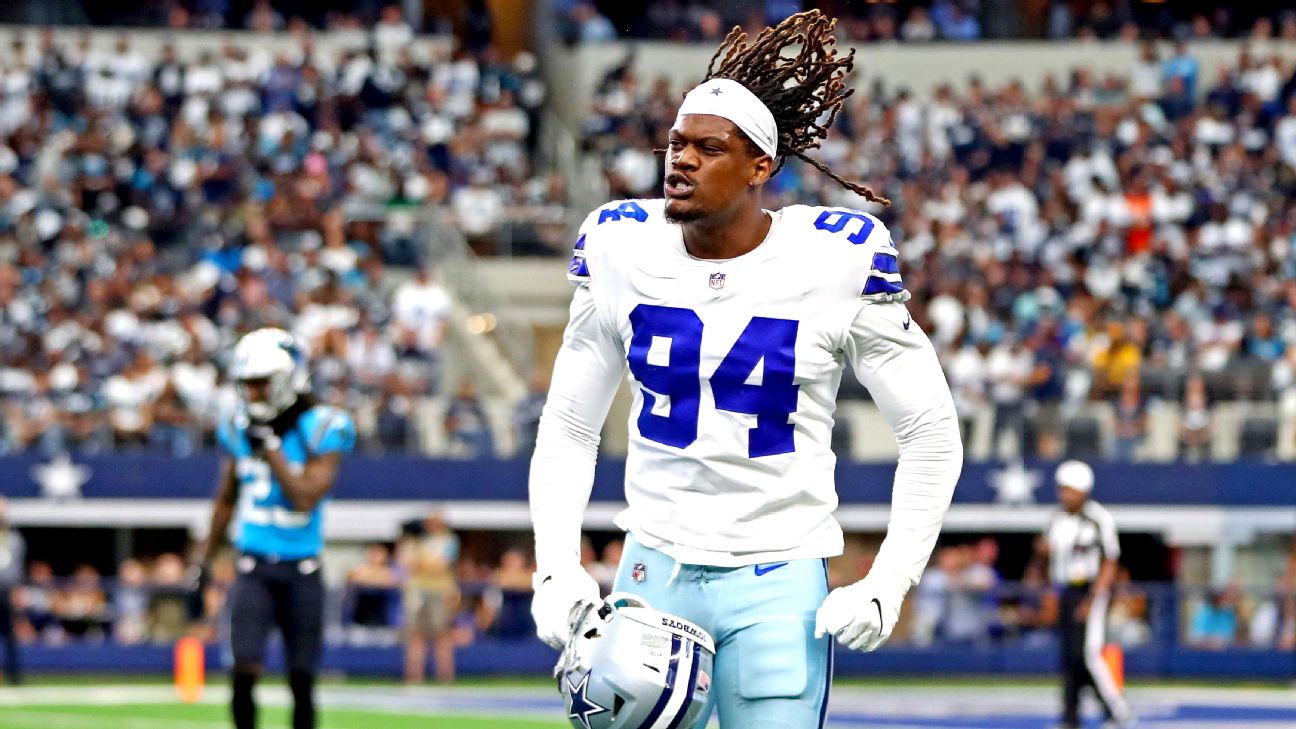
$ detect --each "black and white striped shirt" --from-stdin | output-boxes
[1047,501,1120,586]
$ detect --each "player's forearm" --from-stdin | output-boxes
[874,413,963,586]
[529,407,599,576]
[265,450,334,511]
[203,500,234,564]
[530,287,623,577]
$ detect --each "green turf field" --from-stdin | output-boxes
[2,677,1292,729]
[0,702,567,729]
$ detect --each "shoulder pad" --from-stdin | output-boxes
[305,405,356,455]
[786,206,908,303]
[565,199,660,286]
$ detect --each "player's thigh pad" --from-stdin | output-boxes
[716,617,829,728]
[229,571,276,665]
[733,618,811,700]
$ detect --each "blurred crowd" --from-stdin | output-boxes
[0,18,565,456]
[560,1,1296,45]
[5,518,1290,661]
[587,37,1296,460]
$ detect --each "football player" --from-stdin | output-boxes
[198,328,355,729]
[530,10,963,728]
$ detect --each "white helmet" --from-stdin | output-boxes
[555,593,714,729]
[230,328,309,422]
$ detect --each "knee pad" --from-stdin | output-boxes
[734,619,811,701]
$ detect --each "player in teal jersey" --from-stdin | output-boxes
[198,328,355,729]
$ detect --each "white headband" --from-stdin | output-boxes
[675,78,778,159]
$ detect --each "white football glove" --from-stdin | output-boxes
[531,567,601,649]
[814,568,911,652]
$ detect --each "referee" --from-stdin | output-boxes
[1044,460,1134,729]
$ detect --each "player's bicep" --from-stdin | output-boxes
[846,303,959,443]
[541,285,625,444]
[311,412,357,455]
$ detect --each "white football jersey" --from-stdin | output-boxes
[531,199,961,585]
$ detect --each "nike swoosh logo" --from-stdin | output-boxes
[871,597,884,632]
[902,316,911,330]
[753,562,789,576]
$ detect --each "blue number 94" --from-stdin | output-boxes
[626,304,799,458]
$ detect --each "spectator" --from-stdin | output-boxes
[1187,586,1240,649]
[567,3,618,44]
[146,553,191,644]
[1179,374,1213,462]
[936,3,982,41]
[1161,41,1200,98]
[113,559,150,646]
[52,565,109,641]
[391,267,453,359]
[988,334,1033,459]
[0,498,23,683]
[900,7,937,42]
[398,514,460,683]
[101,351,167,449]
[445,378,494,458]
[347,543,400,639]
[1112,373,1147,461]
[1130,41,1162,99]
[1108,567,1151,647]
[150,381,195,457]
[243,0,284,32]
[489,547,534,640]
[511,372,548,456]
[18,561,56,643]
[373,5,415,61]
[589,538,623,596]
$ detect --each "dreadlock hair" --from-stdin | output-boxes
[701,10,889,205]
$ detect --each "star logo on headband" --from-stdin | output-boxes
[710,87,724,96]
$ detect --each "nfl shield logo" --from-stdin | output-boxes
[708,272,726,290]
[631,562,647,583]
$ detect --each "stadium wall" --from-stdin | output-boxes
[15,640,1295,681]
[4,455,1294,544]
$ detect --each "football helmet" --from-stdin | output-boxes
[555,593,714,729]
[229,328,309,422]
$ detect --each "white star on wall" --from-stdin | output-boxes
[988,461,1043,506]
[31,455,91,501]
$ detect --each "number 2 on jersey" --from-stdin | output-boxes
[627,304,799,457]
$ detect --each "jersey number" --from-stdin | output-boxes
[237,459,273,503]
[627,304,799,457]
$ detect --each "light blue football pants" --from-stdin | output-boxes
[613,533,833,729]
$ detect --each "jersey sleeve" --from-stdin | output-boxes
[529,283,627,576]
[1092,503,1121,561]
[851,217,910,304]
[793,206,910,303]
[844,301,962,589]
[215,413,244,457]
[309,408,357,455]
[565,200,654,287]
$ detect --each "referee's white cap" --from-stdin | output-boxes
[1055,460,1094,493]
